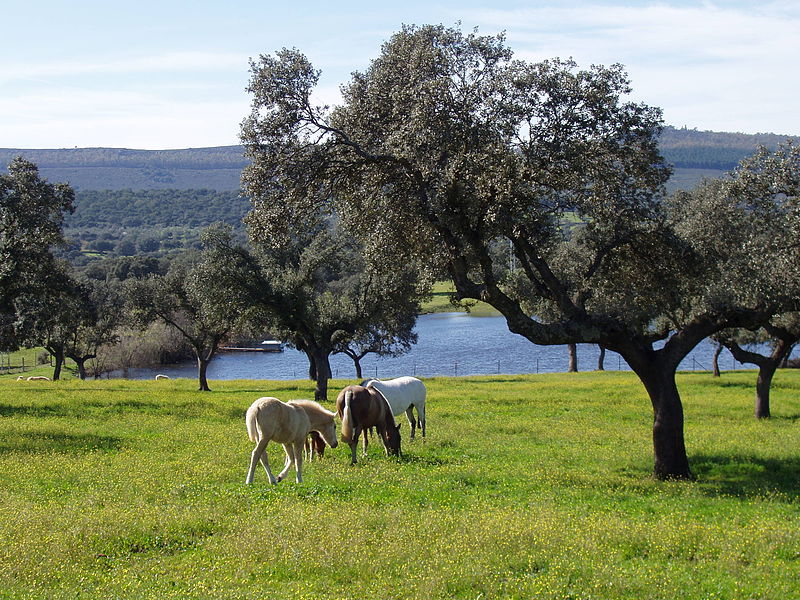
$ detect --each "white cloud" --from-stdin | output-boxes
[462,2,800,135]
[0,51,247,84]
[0,89,247,149]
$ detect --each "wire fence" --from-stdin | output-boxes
[0,353,34,375]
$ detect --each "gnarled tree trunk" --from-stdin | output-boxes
[635,363,694,480]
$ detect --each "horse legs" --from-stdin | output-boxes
[405,406,417,440]
[247,438,277,484]
[348,426,362,465]
[277,443,296,482]
[362,427,369,456]
[293,441,305,483]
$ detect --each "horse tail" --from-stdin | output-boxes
[341,389,355,443]
[245,402,261,443]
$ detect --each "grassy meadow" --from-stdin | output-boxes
[0,370,798,599]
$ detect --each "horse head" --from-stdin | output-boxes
[316,414,339,449]
[385,421,402,456]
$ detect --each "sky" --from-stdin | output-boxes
[2,0,798,150]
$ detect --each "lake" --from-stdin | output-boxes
[120,312,755,381]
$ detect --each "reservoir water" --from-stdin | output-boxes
[121,312,757,381]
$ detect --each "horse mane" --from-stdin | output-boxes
[288,398,335,417]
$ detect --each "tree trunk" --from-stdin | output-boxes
[311,347,332,402]
[75,357,88,380]
[723,337,795,420]
[353,357,363,380]
[305,351,317,381]
[197,354,211,391]
[754,363,776,419]
[51,348,65,381]
[596,346,605,371]
[635,363,694,480]
[712,342,723,377]
[567,343,578,373]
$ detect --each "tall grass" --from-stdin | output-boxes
[0,371,797,599]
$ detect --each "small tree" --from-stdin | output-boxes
[64,279,123,380]
[334,318,418,379]
[14,261,76,379]
[716,316,800,419]
[203,224,426,401]
[125,235,251,391]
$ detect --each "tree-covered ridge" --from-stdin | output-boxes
[659,126,797,170]
[66,189,249,229]
[2,128,798,191]
[0,146,247,169]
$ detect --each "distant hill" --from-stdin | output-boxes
[0,146,247,191]
[1,127,796,192]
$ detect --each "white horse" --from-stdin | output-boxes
[361,376,427,439]
[245,397,338,484]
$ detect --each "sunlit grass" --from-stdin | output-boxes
[422,281,499,316]
[0,372,798,599]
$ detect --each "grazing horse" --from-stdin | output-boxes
[304,430,327,460]
[361,376,427,439]
[336,385,401,465]
[245,397,338,484]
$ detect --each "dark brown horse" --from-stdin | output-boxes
[335,385,401,464]
[305,430,326,460]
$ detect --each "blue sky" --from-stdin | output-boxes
[3,1,798,149]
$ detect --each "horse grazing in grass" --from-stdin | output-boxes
[245,397,338,484]
[336,385,401,465]
[361,376,427,439]
[304,430,326,460]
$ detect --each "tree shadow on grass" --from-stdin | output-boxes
[691,453,800,500]
[0,430,123,454]
[0,403,69,417]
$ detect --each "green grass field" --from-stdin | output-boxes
[422,281,499,316]
[0,371,798,599]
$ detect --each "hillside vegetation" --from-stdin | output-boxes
[2,127,796,192]
[4,126,797,268]
[0,373,797,599]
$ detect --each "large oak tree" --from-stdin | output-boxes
[242,25,800,478]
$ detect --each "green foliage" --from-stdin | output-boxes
[1,158,75,350]
[0,372,797,598]
[67,189,248,230]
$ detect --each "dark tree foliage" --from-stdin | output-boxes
[241,24,800,479]
[16,269,123,380]
[0,158,74,351]
[67,189,249,229]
